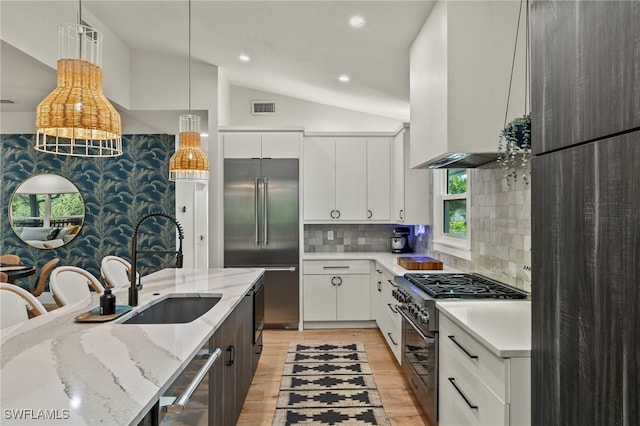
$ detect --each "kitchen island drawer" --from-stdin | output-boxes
[303,260,370,275]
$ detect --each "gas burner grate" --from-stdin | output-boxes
[404,273,528,299]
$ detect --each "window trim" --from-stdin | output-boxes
[432,169,471,261]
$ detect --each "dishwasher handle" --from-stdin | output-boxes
[162,347,222,414]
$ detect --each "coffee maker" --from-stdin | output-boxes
[391,226,412,253]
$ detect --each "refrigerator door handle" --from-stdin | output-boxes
[263,177,269,246]
[263,266,297,272]
[254,178,260,245]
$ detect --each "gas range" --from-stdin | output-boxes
[393,272,529,332]
[393,272,529,425]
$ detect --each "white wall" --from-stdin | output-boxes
[229,86,402,132]
[217,69,231,127]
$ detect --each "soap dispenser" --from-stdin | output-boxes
[100,288,116,315]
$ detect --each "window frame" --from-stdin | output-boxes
[432,169,471,260]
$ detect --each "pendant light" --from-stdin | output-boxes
[35,0,122,157]
[169,0,210,182]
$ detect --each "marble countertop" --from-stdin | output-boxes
[0,267,263,426]
[303,252,461,275]
[436,300,532,358]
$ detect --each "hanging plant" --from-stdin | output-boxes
[498,113,531,186]
[498,0,531,186]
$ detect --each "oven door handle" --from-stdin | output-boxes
[162,347,222,414]
[397,306,435,344]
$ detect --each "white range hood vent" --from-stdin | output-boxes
[251,100,276,115]
[414,152,499,169]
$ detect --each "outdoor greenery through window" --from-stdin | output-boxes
[443,169,467,237]
[11,193,84,227]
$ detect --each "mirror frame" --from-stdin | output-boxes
[9,174,86,250]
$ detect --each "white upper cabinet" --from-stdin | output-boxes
[303,136,391,222]
[223,131,301,158]
[334,138,367,220]
[366,138,391,221]
[303,137,337,221]
[393,127,430,224]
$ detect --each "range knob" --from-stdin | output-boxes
[418,309,430,324]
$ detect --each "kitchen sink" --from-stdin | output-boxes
[119,293,222,324]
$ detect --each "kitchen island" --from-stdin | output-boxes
[0,267,264,426]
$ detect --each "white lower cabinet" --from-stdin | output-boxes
[439,314,531,426]
[303,260,371,321]
[372,263,402,363]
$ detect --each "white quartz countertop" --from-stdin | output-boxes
[0,267,263,426]
[436,300,532,358]
[303,252,460,275]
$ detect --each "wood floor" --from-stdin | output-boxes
[237,328,431,426]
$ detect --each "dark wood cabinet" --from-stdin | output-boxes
[531,1,640,154]
[532,132,640,425]
[210,293,255,425]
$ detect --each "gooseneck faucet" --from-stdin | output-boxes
[130,212,184,306]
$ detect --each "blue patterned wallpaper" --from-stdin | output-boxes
[0,134,177,287]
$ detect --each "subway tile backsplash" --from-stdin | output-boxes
[304,224,397,252]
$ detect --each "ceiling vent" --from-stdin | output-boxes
[251,100,276,115]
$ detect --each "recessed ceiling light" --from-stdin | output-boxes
[338,74,350,83]
[200,133,208,137]
[349,16,365,27]
[239,54,251,63]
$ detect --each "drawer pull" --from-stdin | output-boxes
[387,279,397,288]
[448,377,478,410]
[387,303,398,314]
[448,335,478,360]
[323,266,350,269]
[387,332,398,346]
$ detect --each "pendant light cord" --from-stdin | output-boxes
[504,0,527,127]
[188,0,192,115]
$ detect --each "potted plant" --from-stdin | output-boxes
[498,113,531,186]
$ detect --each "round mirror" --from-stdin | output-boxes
[9,174,85,249]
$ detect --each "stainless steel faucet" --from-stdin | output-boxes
[129,212,184,306]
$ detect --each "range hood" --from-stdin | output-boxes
[414,152,499,169]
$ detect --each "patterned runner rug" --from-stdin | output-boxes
[273,342,391,425]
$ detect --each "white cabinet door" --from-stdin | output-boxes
[303,275,336,321]
[335,138,367,220]
[394,127,430,224]
[366,138,391,221]
[336,274,370,320]
[261,132,301,158]
[303,138,336,221]
[371,267,384,324]
[393,131,406,222]
[223,133,262,158]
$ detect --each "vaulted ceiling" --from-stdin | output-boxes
[1,1,435,132]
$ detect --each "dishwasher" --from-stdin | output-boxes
[139,338,222,426]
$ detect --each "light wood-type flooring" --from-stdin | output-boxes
[237,328,431,426]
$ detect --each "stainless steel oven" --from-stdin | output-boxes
[394,272,529,425]
[397,303,438,424]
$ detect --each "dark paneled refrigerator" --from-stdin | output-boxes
[224,158,299,328]
[531,1,639,425]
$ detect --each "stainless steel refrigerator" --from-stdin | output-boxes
[223,158,299,328]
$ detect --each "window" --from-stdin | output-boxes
[433,168,471,260]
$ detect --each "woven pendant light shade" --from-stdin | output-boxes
[35,24,122,157]
[169,114,210,182]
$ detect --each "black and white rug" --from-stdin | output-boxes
[273,342,390,425]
